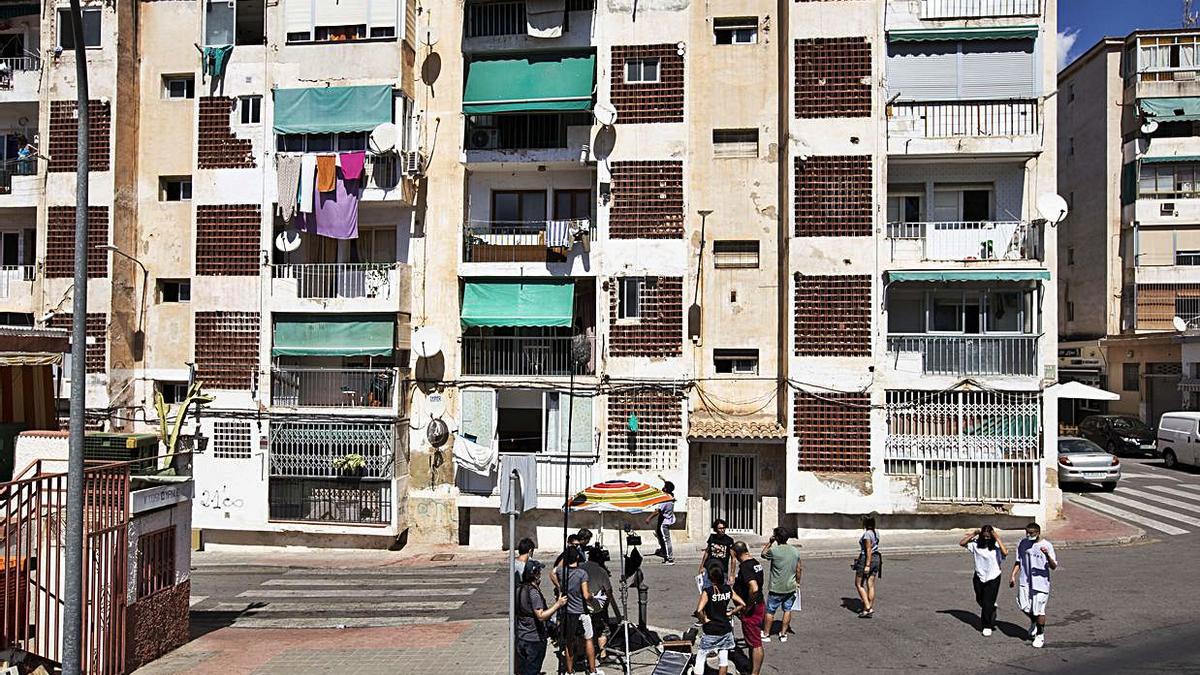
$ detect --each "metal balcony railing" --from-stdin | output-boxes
[888,100,1041,139]
[364,153,402,191]
[466,0,526,37]
[463,219,592,262]
[466,113,593,152]
[886,221,1041,262]
[887,334,1040,376]
[0,157,37,195]
[462,335,595,376]
[0,53,41,90]
[0,265,34,299]
[272,263,397,299]
[918,0,1042,19]
[271,367,397,408]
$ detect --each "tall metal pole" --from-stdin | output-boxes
[62,1,90,673]
[558,356,576,675]
[507,470,518,675]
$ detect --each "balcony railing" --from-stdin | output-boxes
[457,452,599,497]
[271,367,396,408]
[0,54,40,90]
[0,158,37,195]
[466,113,593,152]
[268,478,392,525]
[0,265,34,299]
[462,335,595,376]
[465,0,593,38]
[464,219,592,263]
[886,221,1041,262]
[363,154,402,191]
[888,100,1041,139]
[887,334,1040,376]
[272,263,398,299]
[918,0,1041,19]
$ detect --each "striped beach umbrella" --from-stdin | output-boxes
[566,480,671,513]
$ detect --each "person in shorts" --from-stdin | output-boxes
[732,541,765,675]
[561,547,602,675]
[693,562,745,675]
[1010,522,1058,648]
[760,527,802,642]
[852,515,881,618]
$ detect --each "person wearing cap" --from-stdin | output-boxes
[561,546,603,675]
[516,560,567,675]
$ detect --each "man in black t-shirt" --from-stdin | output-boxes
[698,518,736,587]
[733,541,766,675]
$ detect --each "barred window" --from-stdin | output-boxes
[213,420,253,459]
[137,526,176,599]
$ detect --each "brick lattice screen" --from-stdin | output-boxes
[49,313,107,373]
[794,274,872,356]
[606,389,683,472]
[794,37,872,118]
[609,161,684,239]
[45,206,109,278]
[794,392,871,472]
[794,156,873,237]
[196,205,261,276]
[47,100,111,172]
[195,312,259,390]
[610,44,684,124]
[198,97,255,169]
[608,277,684,357]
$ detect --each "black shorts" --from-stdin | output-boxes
[561,612,583,642]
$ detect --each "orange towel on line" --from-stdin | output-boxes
[316,154,337,192]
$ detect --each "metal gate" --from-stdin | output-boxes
[709,454,757,534]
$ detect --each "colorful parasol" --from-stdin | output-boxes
[566,480,672,513]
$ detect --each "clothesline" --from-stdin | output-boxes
[276,150,366,241]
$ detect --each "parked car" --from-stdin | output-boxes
[1057,437,1122,491]
[1155,412,1200,470]
[1077,415,1158,457]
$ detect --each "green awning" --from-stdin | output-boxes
[887,26,1039,43]
[887,270,1050,283]
[272,316,394,357]
[463,55,595,114]
[1140,155,1200,164]
[1140,97,1200,123]
[461,281,575,328]
[273,84,393,134]
[0,4,38,20]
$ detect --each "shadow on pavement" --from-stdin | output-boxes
[839,597,865,614]
[937,608,980,631]
[189,602,267,640]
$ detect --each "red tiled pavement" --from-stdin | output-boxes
[1047,498,1144,545]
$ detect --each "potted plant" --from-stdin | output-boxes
[332,453,367,479]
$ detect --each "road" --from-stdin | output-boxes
[158,458,1200,674]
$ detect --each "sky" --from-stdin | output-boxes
[1059,0,1184,69]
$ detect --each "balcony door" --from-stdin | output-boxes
[930,185,997,260]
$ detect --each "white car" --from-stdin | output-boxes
[1057,437,1121,491]
[1157,412,1200,470]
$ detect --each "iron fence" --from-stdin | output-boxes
[886,221,1040,262]
[271,263,397,299]
[889,100,1041,139]
[271,367,396,408]
[462,335,595,376]
[918,0,1042,18]
[463,219,591,263]
[269,420,395,479]
[268,478,391,525]
[887,334,1040,377]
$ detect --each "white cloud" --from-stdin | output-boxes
[1058,29,1081,70]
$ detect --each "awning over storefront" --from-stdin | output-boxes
[887,26,1039,43]
[1140,154,1200,164]
[272,316,394,356]
[1140,97,1200,123]
[272,84,394,134]
[462,54,596,114]
[460,281,575,328]
[886,270,1051,283]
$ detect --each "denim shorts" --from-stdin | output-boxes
[765,591,796,614]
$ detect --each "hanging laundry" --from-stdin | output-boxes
[298,154,317,214]
[339,151,367,181]
[452,434,498,476]
[296,171,361,240]
[316,154,337,192]
[201,44,234,80]
[545,219,571,248]
[526,0,566,39]
[276,154,302,223]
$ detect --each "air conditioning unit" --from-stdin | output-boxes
[1162,202,1178,216]
[403,150,424,176]
[84,432,160,465]
[467,127,500,150]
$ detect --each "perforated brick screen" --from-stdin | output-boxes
[608,276,684,357]
[794,156,873,237]
[609,161,684,239]
[196,205,261,276]
[198,97,255,169]
[49,313,107,373]
[610,44,684,124]
[195,312,259,390]
[794,274,872,356]
[47,100,111,172]
[794,391,871,472]
[45,206,108,278]
[606,390,682,471]
[794,37,872,118]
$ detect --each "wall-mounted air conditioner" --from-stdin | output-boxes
[467,127,499,150]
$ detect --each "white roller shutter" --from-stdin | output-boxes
[367,0,398,33]
[887,43,959,101]
[284,0,314,36]
[960,39,1036,100]
[315,0,369,27]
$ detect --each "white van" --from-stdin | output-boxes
[1156,412,1200,469]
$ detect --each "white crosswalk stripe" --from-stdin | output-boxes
[1069,495,1189,535]
[236,587,478,598]
[1141,484,1200,502]
[1088,492,1200,527]
[1117,487,1200,515]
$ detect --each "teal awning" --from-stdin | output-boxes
[887,270,1050,283]
[272,316,394,357]
[1140,155,1200,164]
[463,55,595,114]
[1140,97,1200,123]
[461,281,575,328]
[887,26,1039,43]
[273,84,393,134]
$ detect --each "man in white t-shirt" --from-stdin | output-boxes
[1010,522,1058,648]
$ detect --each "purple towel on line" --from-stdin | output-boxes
[340,151,367,181]
[296,171,360,240]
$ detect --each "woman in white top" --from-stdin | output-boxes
[958,525,1009,636]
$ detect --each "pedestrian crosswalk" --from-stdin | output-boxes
[1068,469,1200,537]
[191,564,501,629]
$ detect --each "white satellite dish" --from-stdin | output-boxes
[1037,193,1070,225]
[593,102,618,127]
[412,325,444,358]
[1174,316,1189,332]
[274,229,301,253]
[1141,119,1160,135]
[422,25,440,47]
[370,123,398,154]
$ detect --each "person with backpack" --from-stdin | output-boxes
[516,560,567,675]
[732,542,765,675]
[644,480,676,564]
[959,525,1008,636]
[852,515,881,618]
[693,561,746,675]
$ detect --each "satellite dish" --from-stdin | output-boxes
[1141,119,1160,135]
[427,392,447,417]
[1174,316,1189,332]
[370,123,398,154]
[426,418,450,448]
[422,25,440,46]
[412,325,444,358]
[594,102,618,127]
[274,229,301,252]
[1037,193,1070,225]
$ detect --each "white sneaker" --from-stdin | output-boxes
[982,628,993,637]
[761,632,770,643]
[1032,634,1045,649]
[779,634,788,643]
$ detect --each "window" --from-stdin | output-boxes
[1139,163,1200,199]
[163,75,195,100]
[157,279,191,303]
[1177,297,1200,321]
[554,190,591,220]
[0,229,35,271]
[492,190,547,224]
[237,96,261,125]
[213,420,253,459]
[713,240,760,268]
[1178,250,1200,265]
[1122,362,1140,392]
[625,58,660,84]
[886,193,922,227]
[714,349,758,374]
[932,185,993,222]
[886,39,1035,102]
[617,278,643,320]
[712,129,759,158]
[159,177,192,202]
[283,0,399,44]
[156,381,189,405]
[276,132,368,153]
[137,527,176,599]
[714,17,758,45]
[57,8,101,50]
[205,0,266,46]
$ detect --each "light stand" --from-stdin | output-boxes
[618,530,632,675]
